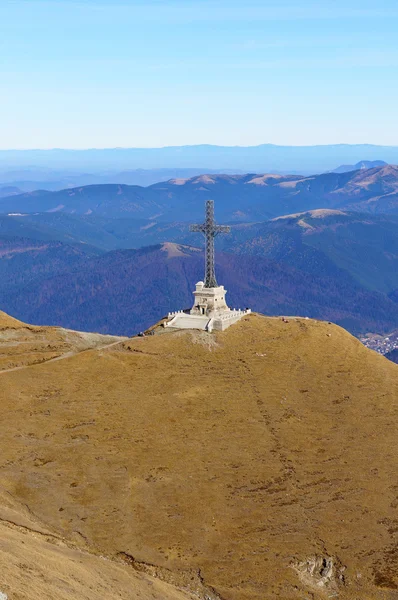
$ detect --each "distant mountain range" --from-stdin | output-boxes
[1,165,398,220]
[0,185,22,198]
[331,160,387,173]
[0,208,397,336]
[1,167,398,337]
[1,144,398,172]
[0,167,245,193]
[0,160,389,194]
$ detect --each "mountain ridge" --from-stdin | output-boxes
[2,166,398,220]
[331,160,387,173]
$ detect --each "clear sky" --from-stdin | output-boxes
[1,0,398,149]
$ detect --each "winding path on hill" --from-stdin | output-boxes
[0,338,124,376]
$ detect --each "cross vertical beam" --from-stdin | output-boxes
[190,200,230,288]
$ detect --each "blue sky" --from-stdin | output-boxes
[1,0,398,148]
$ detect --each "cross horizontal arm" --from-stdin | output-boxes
[215,225,231,234]
[190,224,206,233]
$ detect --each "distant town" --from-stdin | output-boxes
[359,330,398,356]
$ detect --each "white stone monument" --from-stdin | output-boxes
[165,201,251,332]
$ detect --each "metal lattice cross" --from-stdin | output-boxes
[190,200,230,288]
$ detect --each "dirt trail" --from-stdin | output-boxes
[0,339,124,375]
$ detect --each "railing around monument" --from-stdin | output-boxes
[217,308,252,321]
[207,309,251,332]
[167,308,251,321]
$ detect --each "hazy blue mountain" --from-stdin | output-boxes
[2,166,398,220]
[2,242,398,337]
[0,213,111,251]
[0,210,397,298]
[0,184,161,218]
[0,236,94,297]
[331,160,388,173]
[0,167,245,193]
[0,179,92,193]
[107,168,246,185]
[0,186,22,198]
[0,167,76,182]
[2,144,398,173]
[389,289,398,303]
[220,210,398,295]
[385,349,398,364]
[0,212,191,252]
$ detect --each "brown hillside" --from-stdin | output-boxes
[0,312,126,372]
[0,314,398,599]
[0,310,26,329]
[0,491,195,600]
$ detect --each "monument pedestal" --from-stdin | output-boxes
[190,282,229,317]
[165,281,251,332]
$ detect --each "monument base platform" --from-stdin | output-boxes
[165,309,251,332]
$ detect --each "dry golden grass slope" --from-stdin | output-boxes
[0,311,26,329]
[0,310,126,373]
[0,489,196,600]
[0,313,194,600]
[0,313,398,600]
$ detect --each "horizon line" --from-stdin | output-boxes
[0,142,397,152]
